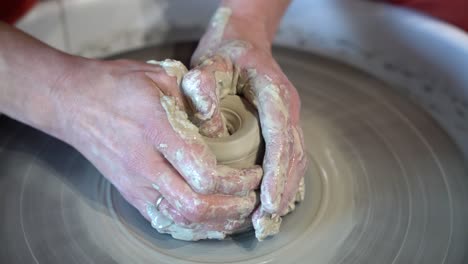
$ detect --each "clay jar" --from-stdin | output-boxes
[203,95,264,169]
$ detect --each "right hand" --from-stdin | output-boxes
[53,58,263,240]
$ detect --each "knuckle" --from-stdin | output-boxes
[186,166,217,194]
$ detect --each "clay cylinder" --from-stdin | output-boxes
[203,95,264,168]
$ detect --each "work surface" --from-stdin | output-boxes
[1,43,467,263]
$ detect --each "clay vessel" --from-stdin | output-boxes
[203,95,264,168]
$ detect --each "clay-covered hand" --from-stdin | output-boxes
[182,7,308,239]
[56,58,262,240]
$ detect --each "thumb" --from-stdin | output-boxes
[182,55,240,137]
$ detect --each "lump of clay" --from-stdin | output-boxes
[203,95,264,169]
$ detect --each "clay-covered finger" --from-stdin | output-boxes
[259,132,290,213]
[182,55,239,137]
[214,165,263,195]
[157,197,191,226]
[159,202,252,233]
[155,215,251,241]
[152,179,254,232]
[125,186,161,223]
[161,214,250,233]
[120,178,186,227]
[248,73,292,213]
[145,59,189,111]
[277,165,307,216]
[149,160,257,223]
[197,217,251,233]
[252,207,282,241]
[277,126,308,216]
[157,223,227,241]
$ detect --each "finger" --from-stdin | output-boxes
[190,218,251,233]
[136,185,193,234]
[158,224,226,241]
[182,55,239,137]
[155,186,253,232]
[214,165,263,196]
[144,185,244,236]
[163,214,250,233]
[123,185,176,231]
[278,127,308,216]
[156,95,262,195]
[149,159,257,223]
[155,184,253,232]
[252,207,282,241]
[120,177,187,228]
[159,216,251,241]
[146,201,229,241]
[122,186,160,222]
[158,198,191,226]
[156,191,253,232]
[145,59,189,111]
[249,73,292,213]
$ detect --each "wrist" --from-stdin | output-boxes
[0,24,93,146]
[35,54,92,144]
[220,0,290,44]
[223,14,272,50]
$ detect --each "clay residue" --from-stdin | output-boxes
[147,59,188,85]
[253,212,282,241]
[146,202,226,241]
[160,95,201,143]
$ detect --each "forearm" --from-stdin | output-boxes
[0,22,81,140]
[221,0,291,44]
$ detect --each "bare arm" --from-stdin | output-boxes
[221,0,291,44]
[0,22,82,141]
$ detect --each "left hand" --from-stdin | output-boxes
[181,7,307,239]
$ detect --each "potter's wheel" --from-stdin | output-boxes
[1,43,467,263]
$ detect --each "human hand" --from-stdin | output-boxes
[54,58,263,240]
[182,7,308,240]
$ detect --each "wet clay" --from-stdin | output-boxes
[203,95,264,168]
